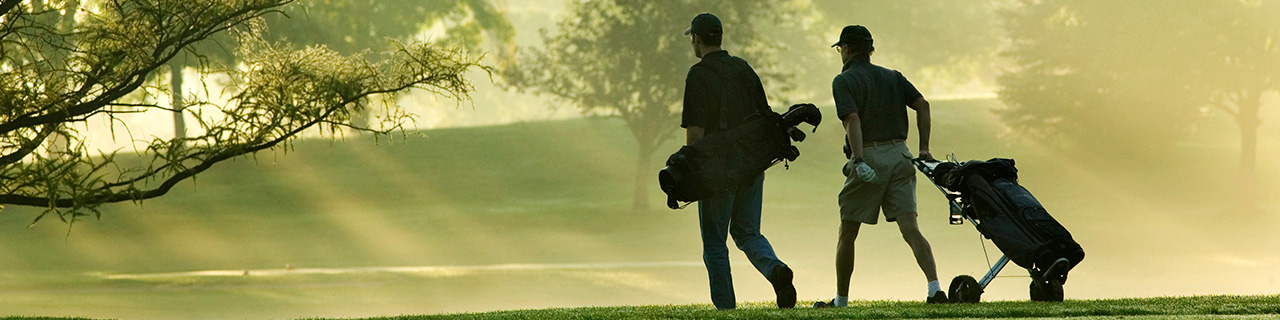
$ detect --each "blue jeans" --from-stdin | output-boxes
[698,173,785,310]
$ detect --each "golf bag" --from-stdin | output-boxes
[934,158,1085,279]
[658,104,821,209]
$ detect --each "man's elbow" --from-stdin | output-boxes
[842,113,861,130]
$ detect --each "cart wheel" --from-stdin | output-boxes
[1029,279,1064,302]
[948,275,982,303]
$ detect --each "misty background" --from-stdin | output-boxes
[3,0,1278,319]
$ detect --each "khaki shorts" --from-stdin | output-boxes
[838,141,917,224]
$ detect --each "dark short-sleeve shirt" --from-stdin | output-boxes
[832,60,923,142]
[682,50,770,135]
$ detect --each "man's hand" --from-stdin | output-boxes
[847,158,877,182]
[918,149,934,161]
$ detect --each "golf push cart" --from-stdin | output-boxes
[913,157,1085,303]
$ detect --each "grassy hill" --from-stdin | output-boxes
[0,99,1277,320]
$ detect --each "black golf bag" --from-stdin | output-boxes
[658,104,821,209]
[934,158,1085,282]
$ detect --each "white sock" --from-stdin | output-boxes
[928,280,942,296]
[834,295,848,307]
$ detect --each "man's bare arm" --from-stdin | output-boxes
[911,97,932,160]
[686,126,705,145]
[844,114,865,160]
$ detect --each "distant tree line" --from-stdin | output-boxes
[998,0,1278,205]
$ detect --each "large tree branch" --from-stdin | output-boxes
[0,102,340,207]
[1,48,474,208]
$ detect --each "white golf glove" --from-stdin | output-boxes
[851,158,877,183]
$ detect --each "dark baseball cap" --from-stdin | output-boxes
[832,25,872,47]
[683,13,723,37]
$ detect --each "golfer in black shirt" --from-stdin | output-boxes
[680,13,796,310]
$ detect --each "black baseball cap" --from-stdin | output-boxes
[832,25,872,47]
[684,13,723,37]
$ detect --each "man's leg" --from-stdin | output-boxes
[880,144,946,302]
[726,174,794,308]
[895,213,949,302]
[835,220,861,299]
[829,154,881,308]
[699,192,736,310]
[894,213,939,283]
[728,174,782,276]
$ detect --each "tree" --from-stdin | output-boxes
[260,0,514,129]
[152,0,516,144]
[153,1,514,139]
[503,0,811,210]
[1197,0,1279,205]
[999,1,1210,147]
[262,0,513,55]
[998,0,1278,205]
[0,0,487,228]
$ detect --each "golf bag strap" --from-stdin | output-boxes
[710,64,730,131]
[719,72,730,131]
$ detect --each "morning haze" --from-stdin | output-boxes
[0,1,1277,319]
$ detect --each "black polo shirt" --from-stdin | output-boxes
[681,50,770,135]
[832,60,923,142]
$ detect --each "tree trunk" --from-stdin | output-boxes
[1236,91,1261,210]
[170,59,186,142]
[633,147,653,211]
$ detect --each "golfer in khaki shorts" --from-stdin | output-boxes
[815,25,947,308]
